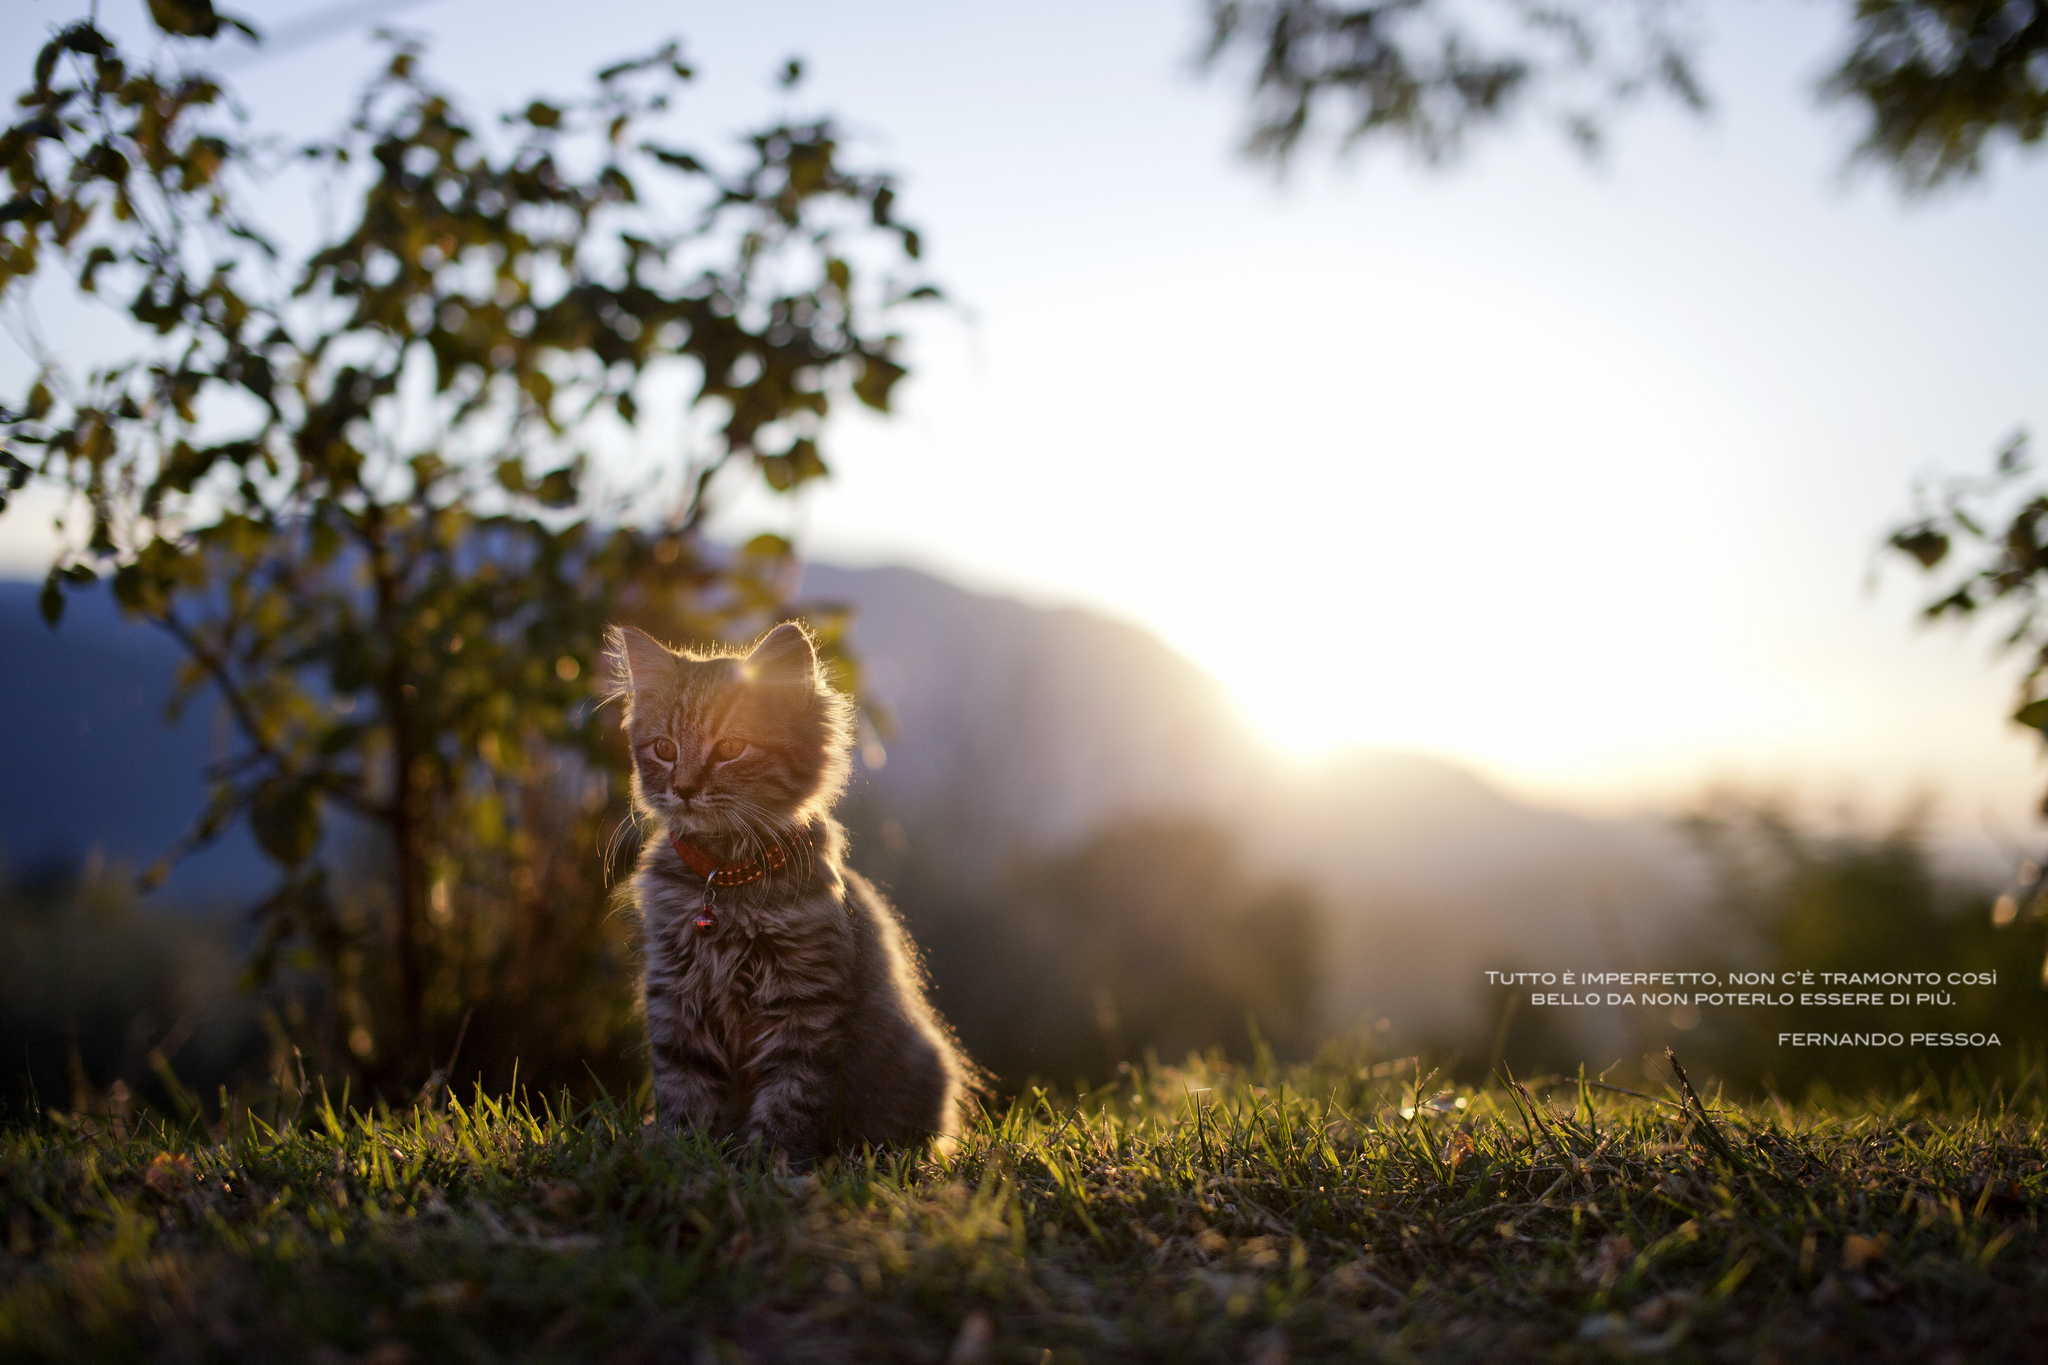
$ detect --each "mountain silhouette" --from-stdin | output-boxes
[799,563,1705,1041]
[2,565,1705,1043]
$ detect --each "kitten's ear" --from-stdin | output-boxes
[744,620,819,690]
[606,625,674,694]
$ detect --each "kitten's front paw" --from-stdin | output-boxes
[746,1121,821,1167]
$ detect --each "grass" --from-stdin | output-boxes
[2,1046,2044,1363]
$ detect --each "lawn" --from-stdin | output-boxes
[2,1047,2043,1363]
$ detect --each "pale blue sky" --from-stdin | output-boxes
[7,0,2048,834]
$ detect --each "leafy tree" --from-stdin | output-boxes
[1202,0,1704,166]
[1821,0,2048,193]
[1887,441,2048,982]
[0,11,933,1086]
[1202,0,2048,191]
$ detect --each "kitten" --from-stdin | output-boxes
[609,619,970,1162]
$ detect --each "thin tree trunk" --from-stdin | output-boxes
[374,544,427,1066]
[384,693,428,1064]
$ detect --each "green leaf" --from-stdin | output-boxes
[1997,431,2029,473]
[647,146,707,174]
[318,722,365,757]
[534,466,578,508]
[852,353,906,412]
[58,20,112,54]
[78,245,117,292]
[330,635,377,694]
[112,562,148,611]
[250,779,321,866]
[145,0,223,39]
[2014,700,2048,732]
[494,459,529,495]
[1891,527,1949,569]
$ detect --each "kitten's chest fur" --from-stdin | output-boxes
[664,918,797,1124]
[642,853,848,1033]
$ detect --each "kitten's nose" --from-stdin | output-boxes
[674,782,701,802]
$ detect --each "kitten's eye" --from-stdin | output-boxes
[650,737,677,762]
[711,737,746,762]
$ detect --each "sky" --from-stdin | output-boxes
[6,0,2048,837]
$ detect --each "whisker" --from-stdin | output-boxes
[602,810,640,885]
[720,795,810,879]
[729,800,774,866]
[600,817,626,886]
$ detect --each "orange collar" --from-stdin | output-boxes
[670,831,805,935]
[668,831,798,888]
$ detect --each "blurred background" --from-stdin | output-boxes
[5,0,2048,1116]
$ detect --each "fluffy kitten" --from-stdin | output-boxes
[610,620,969,1161]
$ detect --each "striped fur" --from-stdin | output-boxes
[610,620,969,1161]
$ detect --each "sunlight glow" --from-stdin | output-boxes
[775,250,2042,823]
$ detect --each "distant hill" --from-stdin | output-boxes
[1,565,1707,1043]
[799,564,1707,1041]
[0,582,266,896]
[800,564,1269,853]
